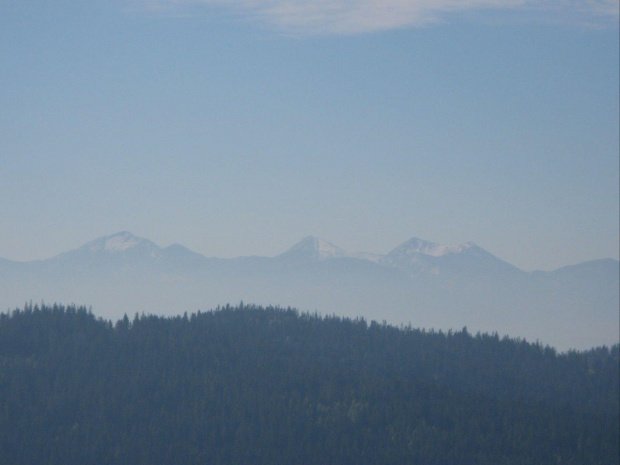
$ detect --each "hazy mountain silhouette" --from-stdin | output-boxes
[1,232,617,350]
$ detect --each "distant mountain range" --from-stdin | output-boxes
[1,231,618,350]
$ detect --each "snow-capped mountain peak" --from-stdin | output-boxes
[48,232,163,265]
[101,232,142,252]
[280,236,349,260]
[384,237,520,276]
[84,231,154,253]
[47,232,213,272]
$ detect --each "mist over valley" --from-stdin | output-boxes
[2,231,617,351]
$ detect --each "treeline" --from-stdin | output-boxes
[0,303,618,464]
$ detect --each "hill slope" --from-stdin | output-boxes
[0,304,618,465]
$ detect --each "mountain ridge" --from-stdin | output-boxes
[1,231,617,350]
[4,231,617,273]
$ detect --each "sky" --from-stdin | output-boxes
[1,0,618,271]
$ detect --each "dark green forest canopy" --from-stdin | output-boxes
[0,303,618,464]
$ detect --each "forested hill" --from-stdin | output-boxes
[0,304,618,464]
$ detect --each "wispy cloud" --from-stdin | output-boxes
[138,0,620,34]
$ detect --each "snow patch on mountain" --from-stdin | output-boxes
[388,237,476,259]
[73,231,160,256]
[282,236,348,260]
[97,233,142,252]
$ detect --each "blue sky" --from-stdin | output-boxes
[1,0,618,271]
